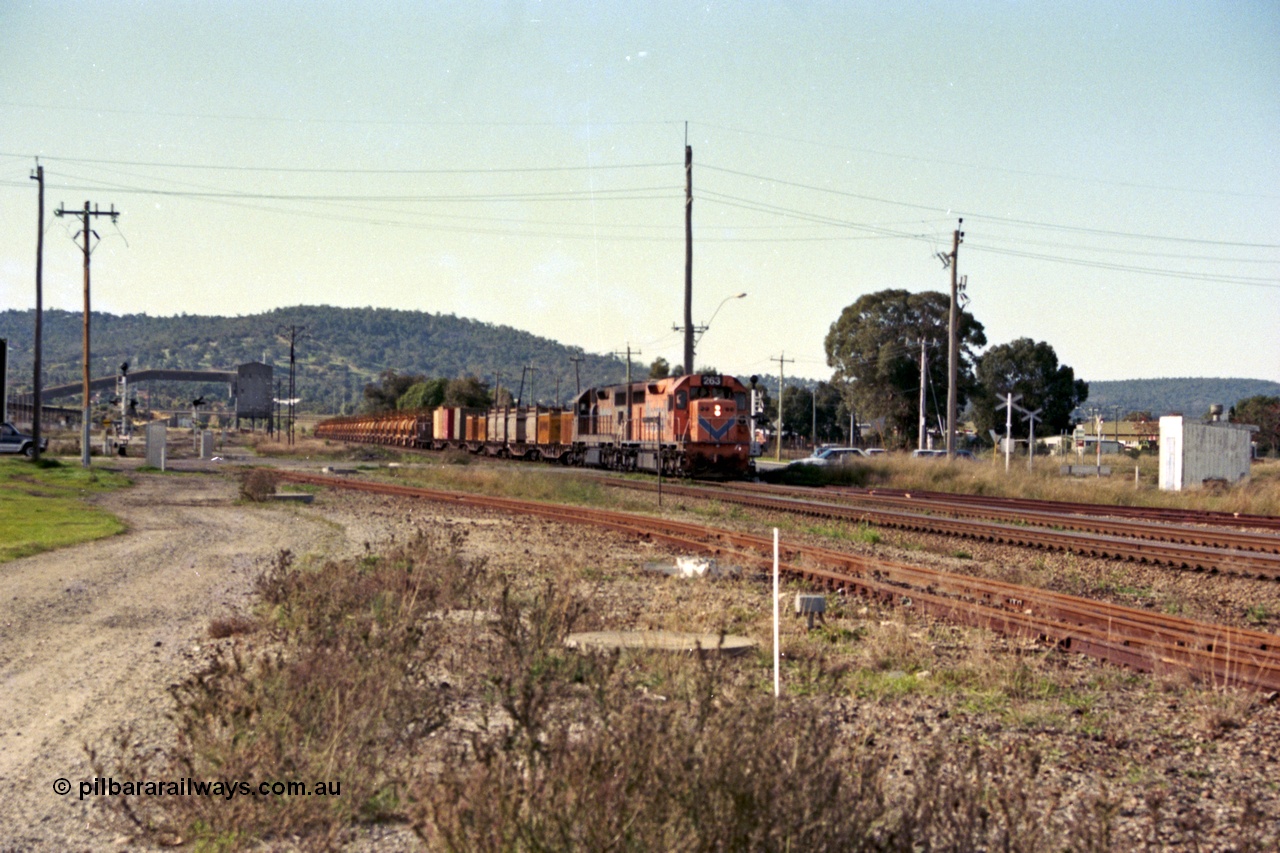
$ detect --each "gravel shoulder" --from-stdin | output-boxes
[0,470,353,849]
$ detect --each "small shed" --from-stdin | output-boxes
[1158,415,1255,491]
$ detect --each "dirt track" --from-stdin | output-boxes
[0,470,352,849]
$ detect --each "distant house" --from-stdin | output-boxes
[1073,419,1160,452]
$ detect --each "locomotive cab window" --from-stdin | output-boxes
[674,390,688,410]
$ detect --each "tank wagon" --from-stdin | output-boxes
[314,373,755,478]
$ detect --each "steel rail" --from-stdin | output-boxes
[723,481,1280,553]
[607,480,1280,579]
[277,471,1280,692]
[814,484,1280,533]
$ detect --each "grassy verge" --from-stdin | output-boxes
[0,458,131,562]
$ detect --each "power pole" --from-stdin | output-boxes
[29,163,44,461]
[811,390,817,452]
[525,365,538,408]
[945,219,964,459]
[917,339,928,450]
[277,325,306,445]
[55,200,120,467]
[569,354,584,396]
[611,345,640,440]
[772,352,793,461]
[683,128,694,376]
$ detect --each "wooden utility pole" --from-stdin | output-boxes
[55,200,119,467]
[772,353,793,461]
[30,163,44,461]
[683,131,694,376]
[945,219,963,459]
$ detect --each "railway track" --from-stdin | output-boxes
[812,485,1280,533]
[731,481,1280,553]
[607,479,1280,579]
[277,471,1280,693]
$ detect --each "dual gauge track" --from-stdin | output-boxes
[276,470,1280,693]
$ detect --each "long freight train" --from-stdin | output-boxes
[314,373,758,478]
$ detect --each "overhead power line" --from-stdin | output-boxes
[0,151,678,175]
[692,120,1279,201]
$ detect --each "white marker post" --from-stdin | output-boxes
[773,527,780,698]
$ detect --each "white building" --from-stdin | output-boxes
[1158,415,1256,491]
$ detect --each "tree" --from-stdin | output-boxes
[398,377,448,411]
[442,375,492,408]
[780,384,813,444]
[363,369,424,412]
[971,338,1088,440]
[824,289,985,446]
[813,381,845,444]
[648,357,671,379]
[779,382,845,447]
[1232,395,1280,454]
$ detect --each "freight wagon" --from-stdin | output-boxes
[314,374,756,478]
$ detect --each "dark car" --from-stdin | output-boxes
[911,448,977,461]
[0,422,48,457]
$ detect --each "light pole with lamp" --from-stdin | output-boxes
[686,292,747,372]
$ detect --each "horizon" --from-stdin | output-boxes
[3,303,1277,387]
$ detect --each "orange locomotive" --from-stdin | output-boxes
[314,373,756,478]
[572,373,753,477]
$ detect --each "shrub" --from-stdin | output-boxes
[238,468,279,502]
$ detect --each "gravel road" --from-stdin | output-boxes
[0,471,350,849]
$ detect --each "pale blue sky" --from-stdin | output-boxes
[1,1,1277,382]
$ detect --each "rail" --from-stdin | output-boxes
[277,471,1280,692]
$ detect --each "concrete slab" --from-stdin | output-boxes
[565,631,756,656]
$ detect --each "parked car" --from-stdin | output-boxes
[790,446,867,467]
[0,422,48,458]
[911,448,977,461]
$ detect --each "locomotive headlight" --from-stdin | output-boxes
[714,404,722,417]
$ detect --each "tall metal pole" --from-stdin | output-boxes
[30,164,43,461]
[683,138,694,376]
[945,219,963,459]
[772,352,792,462]
[918,339,928,450]
[569,354,583,395]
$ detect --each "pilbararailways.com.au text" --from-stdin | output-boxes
[54,777,341,801]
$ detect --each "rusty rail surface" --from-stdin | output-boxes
[726,481,1280,553]
[609,480,1280,579]
[800,484,1280,533]
[277,471,1280,693]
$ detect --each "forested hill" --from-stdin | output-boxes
[0,307,630,414]
[1079,378,1280,419]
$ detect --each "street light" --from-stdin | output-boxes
[693,292,747,354]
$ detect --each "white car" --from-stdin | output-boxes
[790,446,867,467]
